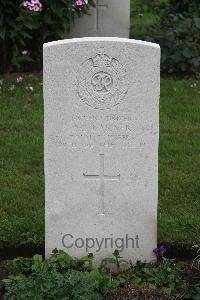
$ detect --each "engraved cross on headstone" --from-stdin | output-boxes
[83,154,120,215]
[95,0,109,30]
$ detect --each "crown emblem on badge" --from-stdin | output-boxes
[91,53,113,68]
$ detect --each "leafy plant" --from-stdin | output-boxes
[3,251,99,299]
[8,249,94,275]
[100,250,129,274]
[129,257,200,299]
[90,269,122,296]
[131,0,200,75]
[0,0,94,73]
[146,13,200,75]
[158,0,200,16]
[4,270,103,299]
[2,249,200,299]
[3,250,120,299]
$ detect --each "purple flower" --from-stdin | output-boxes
[21,0,43,12]
[153,245,167,257]
[16,76,23,83]
[111,271,118,277]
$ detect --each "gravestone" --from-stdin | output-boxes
[68,0,130,38]
[44,37,160,265]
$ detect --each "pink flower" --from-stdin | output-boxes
[21,0,43,12]
[21,50,29,56]
[26,85,34,92]
[75,0,88,6]
[16,76,23,83]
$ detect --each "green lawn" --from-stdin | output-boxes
[130,0,168,38]
[130,0,157,38]
[0,75,200,249]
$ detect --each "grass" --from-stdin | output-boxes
[0,75,44,247]
[158,79,200,244]
[130,1,157,38]
[0,75,200,249]
[130,0,168,38]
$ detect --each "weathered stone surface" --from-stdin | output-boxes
[44,37,160,265]
[68,0,130,38]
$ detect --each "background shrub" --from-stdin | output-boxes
[0,0,94,73]
[131,0,200,75]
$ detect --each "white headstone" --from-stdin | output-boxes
[44,37,160,265]
[69,0,130,38]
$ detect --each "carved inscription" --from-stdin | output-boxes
[77,49,129,110]
[70,113,135,149]
[48,113,157,150]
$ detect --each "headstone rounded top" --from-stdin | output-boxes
[43,37,160,49]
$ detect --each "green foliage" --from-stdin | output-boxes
[131,0,200,75]
[100,250,129,274]
[0,0,94,73]
[9,249,94,275]
[3,250,121,299]
[90,269,122,295]
[2,250,200,299]
[4,271,103,300]
[129,258,200,299]
[146,14,200,75]
[130,259,187,296]
[159,0,200,16]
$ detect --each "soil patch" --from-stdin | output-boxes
[110,282,174,300]
[0,244,44,261]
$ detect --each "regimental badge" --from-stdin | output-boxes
[77,49,129,110]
